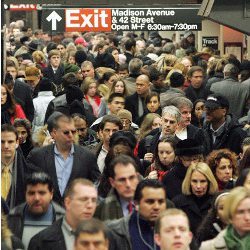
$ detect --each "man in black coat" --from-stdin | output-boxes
[27,114,100,206]
[138,97,205,160]
[185,66,210,103]
[203,94,247,155]
[28,179,98,250]
[1,124,28,209]
[43,49,65,96]
[125,74,151,124]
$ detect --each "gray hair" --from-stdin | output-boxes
[128,58,143,74]
[223,63,239,76]
[162,105,181,123]
[162,42,176,54]
[171,96,193,110]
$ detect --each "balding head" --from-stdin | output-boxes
[223,63,239,78]
[136,74,150,97]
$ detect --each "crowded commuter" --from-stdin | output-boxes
[173,162,218,234]
[13,118,33,158]
[8,172,65,249]
[74,218,109,250]
[28,179,98,250]
[2,124,29,209]
[203,94,247,154]
[106,179,168,250]
[27,114,100,206]
[200,187,250,250]
[94,155,139,220]
[154,209,193,250]
[206,149,237,190]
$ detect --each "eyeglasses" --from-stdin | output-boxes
[76,128,87,132]
[121,119,131,126]
[62,130,77,135]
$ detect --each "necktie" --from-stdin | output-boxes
[1,166,11,200]
[127,201,134,214]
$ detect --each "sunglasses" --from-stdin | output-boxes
[62,130,77,135]
[77,128,87,132]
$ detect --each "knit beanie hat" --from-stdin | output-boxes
[38,77,52,92]
[64,63,80,74]
[66,85,83,104]
[75,50,87,66]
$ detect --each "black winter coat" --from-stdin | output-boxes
[162,163,187,200]
[138,124,205,160]
[28,218,66,250]
[203,114,247,155]
[13,79,34,122]
[173,194,214,235]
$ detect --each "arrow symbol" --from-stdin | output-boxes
[46,11,62,30]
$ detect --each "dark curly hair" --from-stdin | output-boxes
[206,149,238,178]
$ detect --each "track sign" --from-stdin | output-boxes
[42,9,65,33]
[65,9,112,32]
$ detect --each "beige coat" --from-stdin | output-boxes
[199,230,228,250]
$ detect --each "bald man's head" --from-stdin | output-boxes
[136,74,150,97]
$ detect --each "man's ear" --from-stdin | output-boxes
[64,196,70,210]
[50,189,54,199]
[51,129,56,138]
[109,177,115,187]
[98,130,104,141]
[154,234,161,247]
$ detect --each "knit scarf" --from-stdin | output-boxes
[85,95,101,117]
[224,224,250,250]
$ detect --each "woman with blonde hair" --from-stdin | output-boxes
[32,50,46,69]
[200,187,250,250]
[173,162,218,235]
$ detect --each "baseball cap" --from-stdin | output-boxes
[25,66,40,81]
[205,94,229,110]
[183,31,194,39]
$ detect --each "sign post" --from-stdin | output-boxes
[202,36,219,50]
[42,6,202,33]
[42,9,65,33]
